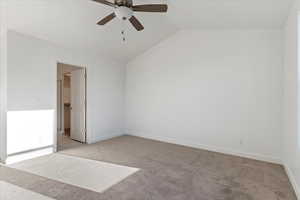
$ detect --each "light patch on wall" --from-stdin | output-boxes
[7,109,54,155]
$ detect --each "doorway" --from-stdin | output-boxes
[57,63,87,151]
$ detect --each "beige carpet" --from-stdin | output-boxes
[57,134,83,151]
[0,181,55,200]
[0,135,297,200]
[9,154,139,193]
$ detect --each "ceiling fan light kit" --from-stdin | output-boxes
[92,0,168,32]
[115,6,133,20]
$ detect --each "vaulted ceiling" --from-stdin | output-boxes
[7,0,293,63]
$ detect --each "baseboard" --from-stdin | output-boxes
[126,132,282,164]
[90,132,124,144]
[284,164,300,199]
[0,158,6,165]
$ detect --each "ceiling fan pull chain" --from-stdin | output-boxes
[121,19,126,42]
[122,30,125,42]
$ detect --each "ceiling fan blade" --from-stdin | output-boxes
[97,13,116,25]
[92,0,116,7]
[132,4,168,12]
[129,16,144,31]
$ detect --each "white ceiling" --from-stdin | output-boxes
[167,0,293,29]
[7,0,292,63]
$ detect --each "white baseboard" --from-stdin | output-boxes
[90,132,124,144]
[126,132,282,164]
[284,164,300,199]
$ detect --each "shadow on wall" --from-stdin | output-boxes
[7,109,54,155]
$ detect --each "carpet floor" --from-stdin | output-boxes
[57,134,83,151]
[0,135,297,200]
[0,181,56,200]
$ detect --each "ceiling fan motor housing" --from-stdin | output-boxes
[115,6,133,20]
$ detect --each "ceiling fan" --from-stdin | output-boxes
[92,0,168,31]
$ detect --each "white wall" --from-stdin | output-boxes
[126,30,283,163]
[283,0,300,198]
[0,0,8,162]
[7,31,125,152]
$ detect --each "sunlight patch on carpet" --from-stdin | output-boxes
[0,181,55,200]
[9,154,139,193]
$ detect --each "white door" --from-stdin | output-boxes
[70,68,86,143]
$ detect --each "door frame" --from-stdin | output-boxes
[55,62,87,152]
